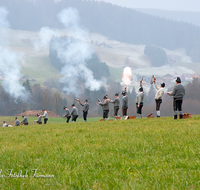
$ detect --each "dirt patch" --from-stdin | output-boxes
[16,110,60,118]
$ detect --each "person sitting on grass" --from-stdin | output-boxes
[34,114,42,124]
[2,121,8,127]
[21,115,29,125]
[14,117,20,126]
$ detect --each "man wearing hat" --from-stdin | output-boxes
[121,91,128,119]
[153,79,165,117]
[136,87,144,118]
[99,96,110,120]
[41,109,48,124]
[78,100,89,122]
[21,115,29,125]
[71,104,79,123]
[109,93,120,117]
[167,77,185,119]
[14,117,20,126]
[2,121,8,127]
[63,106,71,123]
[34,114,42,125]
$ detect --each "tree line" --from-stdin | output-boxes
[0,77,200,118]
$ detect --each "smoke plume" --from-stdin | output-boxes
[0,7,28,100]
[35,7,103,96]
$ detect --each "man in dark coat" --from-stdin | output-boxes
[167,77,185,119]
[34,114,42,124]
[121,91,128,119]
[109,93,120,117]
[71,104,79,123]
[14,117,20,126]
[21,115,29,125]
[63,106,71,123]
[79,99,89,122]
[99,96,110,120]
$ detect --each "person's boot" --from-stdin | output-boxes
[174,115,177,119]
[180,114,183,119]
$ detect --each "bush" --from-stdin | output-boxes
[144,45,167,67]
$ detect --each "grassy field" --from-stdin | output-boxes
[0,116,200,189]
[0,116,103,126]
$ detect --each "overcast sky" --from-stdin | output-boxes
[95,0,200,11]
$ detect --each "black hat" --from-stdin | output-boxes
[22,115,24,118]
[63,106,67,109]
[3,121,5,123]
[85,99,88,102]
[176,77,181,83]
[15,117,18,120]
[71,104,75,107]
[139,87,143,92]
[42,109,46,111]
[115,93,119,96]
[122,91,126,95]
[37,114,40,116]
[103,96,107,99]
[161,83,165,88]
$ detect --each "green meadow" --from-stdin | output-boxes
[0,116,200,189]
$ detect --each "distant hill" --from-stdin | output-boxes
[137,9,200,27]
[1,0,200,56]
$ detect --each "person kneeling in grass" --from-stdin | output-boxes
[34,114,42,124]
[21,115,29,125]
[14,117,20,126]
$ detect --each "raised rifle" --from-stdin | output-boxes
[140,77,143,87]
[76,98,81,104]
[124,86,127,92]
[150,75,156,84]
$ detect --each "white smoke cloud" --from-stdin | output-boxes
[0,7,28,100]
[34,7,103,96]
[33,27,58,51]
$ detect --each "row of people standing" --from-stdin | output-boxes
[98,91,129,120]
[98,76,185,120]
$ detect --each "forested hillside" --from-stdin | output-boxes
[1,0,200,56]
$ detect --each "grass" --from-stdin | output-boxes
[0,115,200,189]
[0,116,104,126]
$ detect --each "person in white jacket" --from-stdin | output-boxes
[154,80,165,117]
